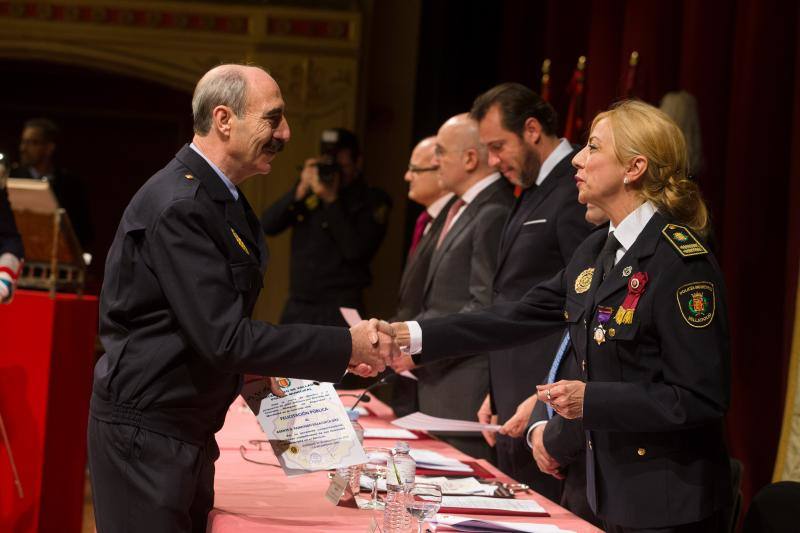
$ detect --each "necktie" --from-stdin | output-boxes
[436,198,466,248]
[545,331,572,419]
[408,210,433,258]
[596,231,620,282]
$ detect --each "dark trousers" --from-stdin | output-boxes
[603,510,724,533]
[496,434,561,502]
[88,417,218,533]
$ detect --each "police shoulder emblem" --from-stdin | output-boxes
[676,281,715,328]
[574,267,594,294]
[662,224,708,257]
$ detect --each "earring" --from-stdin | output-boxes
[623,177,629,185]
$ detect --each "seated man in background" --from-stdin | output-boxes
[10,118,92,251]
[388,135,454,416]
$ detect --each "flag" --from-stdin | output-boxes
[563,55,587,143]
[622,51,639,98]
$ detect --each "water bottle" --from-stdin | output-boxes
[336,410,365,495]
[383,441,416,532]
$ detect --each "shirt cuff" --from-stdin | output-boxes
[405,320,422,355]
[526,420,548,449]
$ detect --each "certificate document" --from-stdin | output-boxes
[241,377,367,476]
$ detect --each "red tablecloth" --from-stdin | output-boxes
[209,393,602,532]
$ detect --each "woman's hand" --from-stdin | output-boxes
[536,380,585,419]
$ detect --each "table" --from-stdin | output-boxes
[0,290,98,533]
[209,392,602,532]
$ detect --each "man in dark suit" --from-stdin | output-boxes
[470,83,592,495]
[395,113,513,459]
[10,118,92,251]
[387,136,453,416]
[88,64,394,533]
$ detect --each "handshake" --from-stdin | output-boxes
[347,319,412,377]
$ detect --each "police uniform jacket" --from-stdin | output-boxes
[91,145,351,445]
[416,209,732,529]
[261,177,390,305]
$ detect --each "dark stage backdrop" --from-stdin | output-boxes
[0,60,194,291]
[411,0,800,512]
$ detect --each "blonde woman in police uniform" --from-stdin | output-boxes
[390,100,731,532]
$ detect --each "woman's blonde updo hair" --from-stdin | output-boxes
[592,99,710,237]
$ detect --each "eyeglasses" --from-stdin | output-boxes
[408,165,440,173]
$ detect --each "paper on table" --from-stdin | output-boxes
[240,378,367,476]
[433,514,570,532]
[363,427,419,440]
[339,307,417,380]
[339,307,363,327]
[441,496,547,515]
[360,475,493,496]
[393,411,501,433]
[410,449,473,472]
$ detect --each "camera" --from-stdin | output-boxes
[313,128,360,186]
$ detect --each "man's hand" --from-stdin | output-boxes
[536,380,585,419]
[531,424,563,479]
[349,319,395,376]
[477,393,498,447]
[391,353,416,373]
[391,321,411,353]
[296,158,338,203]
[499,393,537,438]
[268,377,287,397]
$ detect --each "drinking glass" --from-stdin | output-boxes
[361,447,391,510]
[404,482,442,533]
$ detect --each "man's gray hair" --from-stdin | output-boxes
[192,65,249,135]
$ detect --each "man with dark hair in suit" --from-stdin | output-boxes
[88,64,394,533]
[394,113,513,459]
[11,118,92,251]
[388,136,454,416]
[469,82,592,497]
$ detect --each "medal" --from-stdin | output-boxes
[593,306,613,345]
[615,272,649,324]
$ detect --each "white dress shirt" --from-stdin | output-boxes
[423,192,455,236]
[536,138,574,186]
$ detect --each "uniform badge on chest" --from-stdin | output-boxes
[574,267,595,294]
[593,306,614,345]
[230,227,250,255]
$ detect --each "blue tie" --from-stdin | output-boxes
[546,331,571,419]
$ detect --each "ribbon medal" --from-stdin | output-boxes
[615,272,649,324]
[593,306,614,345]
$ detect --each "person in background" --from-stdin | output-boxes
[10,118,92,251]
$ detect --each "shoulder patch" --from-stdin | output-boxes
[676,281,715,328]
[662,224,708,257]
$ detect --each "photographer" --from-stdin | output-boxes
[261,128,391,326]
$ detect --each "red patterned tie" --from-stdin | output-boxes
[436,198,466,248]
[408,210,433,258]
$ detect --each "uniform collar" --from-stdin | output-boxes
[608,201,657,257]
[189,143,239,200]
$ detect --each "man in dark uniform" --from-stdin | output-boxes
[88,64,394,533]
[261,128,391,327]
[10,118,92,251]
[470,83,592,497]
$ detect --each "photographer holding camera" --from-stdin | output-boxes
[261,128,391,327]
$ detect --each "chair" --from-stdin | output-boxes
[742,480,800,533]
